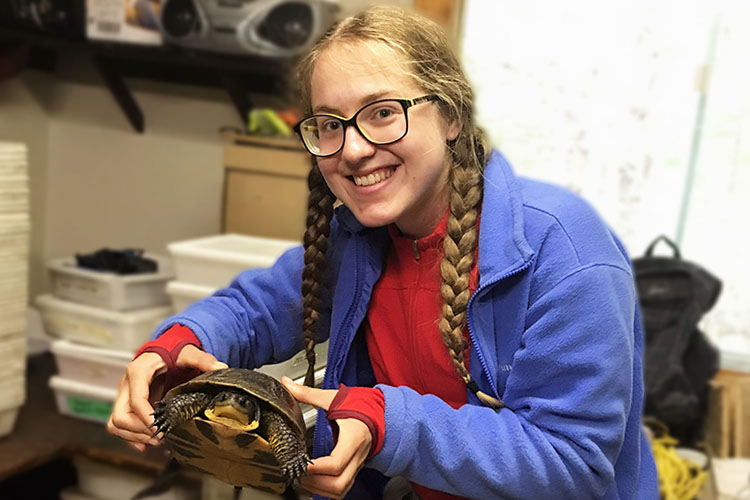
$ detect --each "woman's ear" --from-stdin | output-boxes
[446,119,461,141]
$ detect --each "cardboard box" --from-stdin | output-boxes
[86,0,162,45]
[222,134,311,241]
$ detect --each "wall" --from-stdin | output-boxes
[462,0,750,353]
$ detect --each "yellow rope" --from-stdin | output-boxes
[651,433,708,500]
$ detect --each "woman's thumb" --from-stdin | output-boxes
[281,376,335,411]
[177,345,228,372]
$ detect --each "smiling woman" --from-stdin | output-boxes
[108,6,660,500]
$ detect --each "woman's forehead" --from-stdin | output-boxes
[310,41,421,113]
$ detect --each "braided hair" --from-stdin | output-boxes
[294,6,504,409]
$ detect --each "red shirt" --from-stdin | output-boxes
[364,214,477,500]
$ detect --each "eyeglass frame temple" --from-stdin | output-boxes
[293,94,439,157]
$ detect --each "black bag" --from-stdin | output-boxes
[633,236,721,445]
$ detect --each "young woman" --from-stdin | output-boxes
[108,6,659,500]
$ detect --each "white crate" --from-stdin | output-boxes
[36,294,172,351]
[48,375,116,424]
[167,234,299,288]
[257,340,330,383]
[51,339,132,391]
[72,456,199,500]
[47,254,174,311]
[165,280,217,313]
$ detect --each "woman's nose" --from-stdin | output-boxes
[341,124,376,164]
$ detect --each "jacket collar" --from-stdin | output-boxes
[477,150,535,286]
[333,149,535,283]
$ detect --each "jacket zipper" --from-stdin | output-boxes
[467,260,533,403]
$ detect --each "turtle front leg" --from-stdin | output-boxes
[261,412,311,484]
[152,392,211,438]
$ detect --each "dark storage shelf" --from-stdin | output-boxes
[0,26,294,133]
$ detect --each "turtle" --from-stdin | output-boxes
[151,368,310,496]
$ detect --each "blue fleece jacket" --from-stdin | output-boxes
[155,151,659,499]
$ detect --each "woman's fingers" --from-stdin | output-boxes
[125,353,166,426]
[176,344,228,372]
[301,419,372,499]
[281,376,337,411]
[107,353,166,448]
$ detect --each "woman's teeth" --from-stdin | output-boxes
[353,167,394,187]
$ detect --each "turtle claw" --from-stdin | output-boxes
[150,392,211,440]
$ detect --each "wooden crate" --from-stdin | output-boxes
[704,370,750,457]
[222,134,311,241]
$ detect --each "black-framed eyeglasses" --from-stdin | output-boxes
[293,95,439,157]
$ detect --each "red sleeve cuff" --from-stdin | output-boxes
[326,385,385,459]
[135,324,202,390]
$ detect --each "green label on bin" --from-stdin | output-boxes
[67,396,113,421]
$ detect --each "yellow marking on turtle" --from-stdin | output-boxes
[204,404,260,432]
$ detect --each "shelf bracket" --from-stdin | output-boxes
[220,72,253,127]
[94,56,144,134]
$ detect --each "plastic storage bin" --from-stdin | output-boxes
[51,339,132,390]
[49,375,116,423]
[71,456,199,500]
[167,234,299,288]
[165,280,217,313]
[257,340,330,383]
[47,254,174,311]
[36,294,172,351]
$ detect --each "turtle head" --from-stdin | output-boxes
[204,391,261,432]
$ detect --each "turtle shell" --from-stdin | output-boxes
[161,369,306,494]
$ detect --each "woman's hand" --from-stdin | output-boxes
[281,377,373,500]
[106,345,227,451]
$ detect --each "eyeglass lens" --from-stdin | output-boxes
[300,100,407,156]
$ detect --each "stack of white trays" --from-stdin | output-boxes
[166,234,329,428]
[0,142,30,438]
[36,252,175,423]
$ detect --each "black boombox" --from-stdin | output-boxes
[0,0,86,38]
[159,0,339,57]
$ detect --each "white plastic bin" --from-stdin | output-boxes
[49,375,116,424]
[51,339,132,390]
[47,254,174,311]
[165,280,217,313]
[257,340,330,383]
[167,234,299,288]
[72,456,200,500]
[36,294,172,351]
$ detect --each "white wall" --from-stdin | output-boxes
[462,0,750,352]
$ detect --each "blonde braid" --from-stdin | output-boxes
[440,136,505,410]
[301,162,335,387]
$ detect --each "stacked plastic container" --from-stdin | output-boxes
[0,142,30,438]
[166,234,328,428]
[36,253,174,423]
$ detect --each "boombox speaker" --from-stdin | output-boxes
[159,0,339,57]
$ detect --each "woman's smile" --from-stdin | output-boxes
[350,165,398,187]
